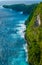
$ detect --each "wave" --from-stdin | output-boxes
[23,43,28,62]
[16,24,26,38]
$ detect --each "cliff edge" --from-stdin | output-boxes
[25,2,42,65]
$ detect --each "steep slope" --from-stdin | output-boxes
[25,2,42,65]
[3,4,37,14]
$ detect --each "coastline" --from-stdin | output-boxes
[25,2,42,65]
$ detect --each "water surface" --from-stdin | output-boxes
[0,6,28,65]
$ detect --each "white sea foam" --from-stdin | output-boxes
[16,24,26,31]
[16,30,24,38]
[16,23,26,38]
[23,43,28,62]
[18,24,26,28]
[23,44,27,53]
[26,54,28,62]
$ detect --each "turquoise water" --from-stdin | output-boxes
[0,6,28,65]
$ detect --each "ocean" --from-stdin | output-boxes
[0,6,28,65]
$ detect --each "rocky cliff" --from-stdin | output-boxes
[25,2,42,65]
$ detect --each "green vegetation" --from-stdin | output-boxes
[3,4,37,14]
[25,2,42,65]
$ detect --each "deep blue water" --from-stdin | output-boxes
[0,6,28,65]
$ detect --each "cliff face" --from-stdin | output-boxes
[25,2,42,65]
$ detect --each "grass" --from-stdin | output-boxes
[25,2,42,65]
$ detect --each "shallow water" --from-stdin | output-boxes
[0,6,28,65]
